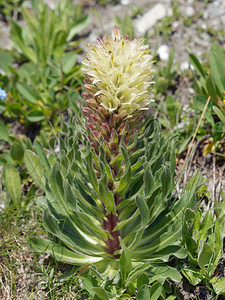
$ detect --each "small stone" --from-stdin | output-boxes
[180,61,190,71]
[201,32,210,41]
[157,45,169,61]
[201,23,207,30]
[135,4,167,34]
[121,0,130,5]
[185,6,195,17]
[172,21,179,30]
[167,7,173,17]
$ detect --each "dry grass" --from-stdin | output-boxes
[0,205,84,300]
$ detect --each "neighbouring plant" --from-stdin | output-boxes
[190,43,225,157]
[180,193,225,296]
[0,0,87,124]
[26,26,205,298]
[0,120,37,210]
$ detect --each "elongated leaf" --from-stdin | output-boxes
[189,53,206,79]
[137,285,150,300]
[25,150,45,189]
[4,164,21,204]
[67,15,89,41]
[209,51,225,94]
[62,52,77,74]
[0,120,9,142]
[161,165,172,197]
[30,237,103,265]
[198,242,213,269]
[213,106,225,126]
[119,237,132,284]
[181,269,202,286]
[136,195,149,229]
[92,287,109,300]
[210,277,225,295]
[33,141,50,171]
[17,82,38,104]
[10,142,24,163]
[144,166,154,198]
[148,266,182,284]
[27,110,45,122]
[150,282,164,300]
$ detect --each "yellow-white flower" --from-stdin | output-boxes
[82,25,154,119]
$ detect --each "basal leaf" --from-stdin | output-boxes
[4,164,21,204]
[25,150,45,189]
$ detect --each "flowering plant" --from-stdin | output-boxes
[26,26,203,297]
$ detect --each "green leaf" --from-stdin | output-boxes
[210,277,225,295]
[136,195,149,229]
[137,273,149,290]
[189,53,206,79]
[62,52,77,74]
[209,49,225,94]
[150,282,164,300]
[30,237,103,265]
[206,76,217,104]
[25,150,45,189]
[198,242,213,269]
[92,287,109,300]
[119,237,132,285]
[137,285,150,300]
[33,141,50,171]
[181,269,202,286]
[16,82,38,104]
[67,15,90,41]
[213,106,225,126]
[26,110,45,122]
[4,164,21,204]
[0,50,13,74]
[149,266,182,285]
[161,165,172,197]
[10,20,37,63]
[10,142,24,163]
[144,167,154,198]
[0,120,9,142]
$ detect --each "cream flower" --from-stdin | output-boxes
[82,25,154,118]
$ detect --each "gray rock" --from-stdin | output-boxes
[121,0,130,5]
[135,4,167,34]
[185,6,195,17]
[157,45,169,61]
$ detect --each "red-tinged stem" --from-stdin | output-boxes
[103,213,120,258]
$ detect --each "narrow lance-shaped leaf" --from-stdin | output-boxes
[25,150,45,189]
[4,164,21,204]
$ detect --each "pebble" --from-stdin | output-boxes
[121,0,130,5]
[180,61,190,71]
[172,21,180,30]
[201,23,207,30]
[157,45,169,61]
[135,4,167,34]
[185,6,195,17]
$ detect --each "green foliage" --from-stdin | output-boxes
[10,0,89,65]
[0,0,87,125]
[26,116,205,298]
[181,200,225,295]
[189,43,225,155]
[0,120,37,210]
[0,0,23,20]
